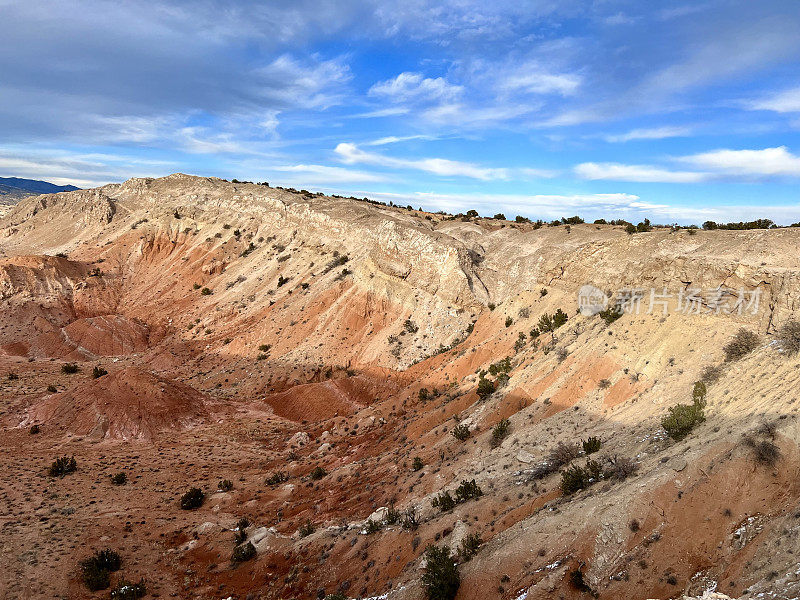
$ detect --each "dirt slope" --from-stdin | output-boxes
[0,174,799,600]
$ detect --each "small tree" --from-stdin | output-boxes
[422,546,460,600]
[451,424,471,441]
[412,456,424,471]
[111,472,127,485]
[458,532,482,561]
[662,400,705,441]
[454,479,482,503]
[476,376,494,400]
[490,419,511,448]
[431,491,456,512]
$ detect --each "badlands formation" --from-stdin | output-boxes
[1,173,800,600]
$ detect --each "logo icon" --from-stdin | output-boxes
[578,284,607,316]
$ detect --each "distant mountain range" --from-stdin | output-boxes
[0,177,80,198]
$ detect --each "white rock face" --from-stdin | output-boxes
[516,449,536,464]
[288,431,310,447]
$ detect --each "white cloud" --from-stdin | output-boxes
[747,87,800,113]
[679,146,800,177]
[335,142,555,180]
[498,70,581,96]
[268,164,387,184]
[603,126,692,143]
[368,72,462,104]
[575,162,708,183]
[335,142,508,180]
[349,107,411,119]
[366,134,438,146]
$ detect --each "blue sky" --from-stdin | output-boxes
[2,0,800,223]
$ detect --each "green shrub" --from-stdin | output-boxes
[47,384,58,393]
[29,424,40,435]
[488,357,511,375]
[218,479,233,492]
[7,372,18,380]
[692,381,707,405]
[505,316,513,327]
[451,424,471,441]
[404,319,419,333]
[266,472,289,486]
[553,308,568,328]
[384,502,401,525]
[418,387,430,401]
[560,460,603,495]
[560,464,590,495]
[402,506,420,530]
[92,366,108,379]
[180,487,205,510]
[431,491,456,512]
[232,541,256,562]
[777,321,800,355]
[490,419,511,448]
[258,344,271,352]
[662,400,705,441]
[80,549,121,591]
[193,283,201,289]
[582,436,601,454]
[111,472,127,485]
[723,328,759,361]
[476,376,494,400]
[298,520,315,537]
[412,456,424,471]
[365,518,382,534]
[80,560,110,591]
[458,532,482,561]
[309,466,327,480]
[110,579,147,599]
[48,455,77,477]
[61,363,79,374]
[598,304,623,325]
[422,545,460,600]
[200,287,212,295]
[454,479,482,503]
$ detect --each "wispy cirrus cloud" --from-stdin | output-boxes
[746,86,800,113]
[603,126,692,143]
[575,162,709,183]
[335,143,556,180]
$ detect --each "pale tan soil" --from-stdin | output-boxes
[0,174,799,600]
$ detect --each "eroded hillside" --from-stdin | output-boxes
[1,174,799,600]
